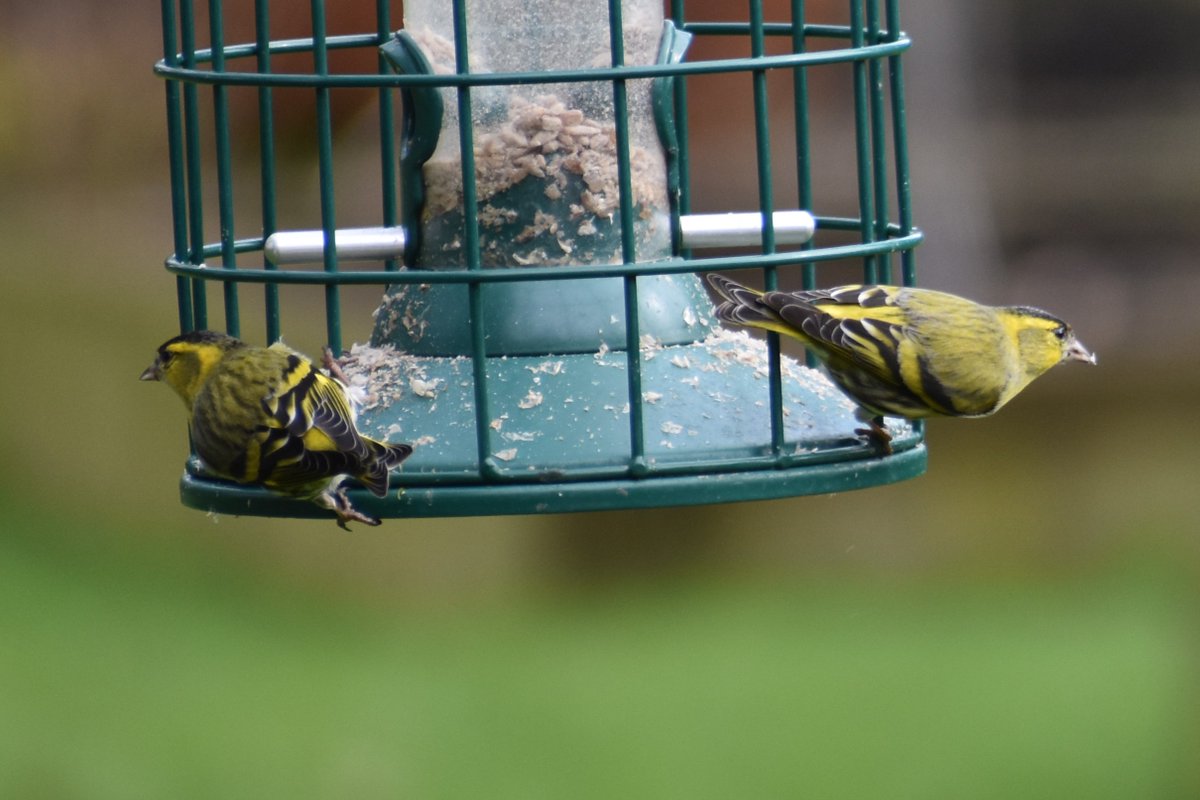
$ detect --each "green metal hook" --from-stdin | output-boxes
[651,20,693,253]
[379,31,444,267]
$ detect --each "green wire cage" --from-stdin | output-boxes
[154,0,926,520]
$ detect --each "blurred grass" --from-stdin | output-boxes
[2,495,1197,799]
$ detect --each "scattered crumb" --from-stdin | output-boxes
[518,390,544,409]
[660,421,684,435]
[525,360,564,376]
[493,448,518,462]
[410,377,442,398]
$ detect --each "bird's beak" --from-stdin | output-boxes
[140,362,161,381]
[1066,339,1097,365]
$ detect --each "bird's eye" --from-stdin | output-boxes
[1052,325,1067,340]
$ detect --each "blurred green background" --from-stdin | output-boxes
[2,1,1198,797]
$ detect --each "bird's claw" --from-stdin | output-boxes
[321,345,351,385]
[854,417,894,455]
[316,485,381,530]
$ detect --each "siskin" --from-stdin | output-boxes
[707,274,1096,451]
[141,330,412,528]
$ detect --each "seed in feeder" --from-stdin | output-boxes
[502,128,530,149]
[531,129,558,148]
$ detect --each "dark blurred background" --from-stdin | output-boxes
[2,1,1197,797]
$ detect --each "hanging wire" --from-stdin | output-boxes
[209,0,240,337]
[849,0,878,284]
[179,0,208,329]
[310,0,342,354]
[748,0,787,457]
[160,0,194,333]
[254,0,281,342]
[375,0,400,273]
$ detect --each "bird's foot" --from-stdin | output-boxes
[321,345,350,385]
[315,486,381,531]
[854,416,894,455]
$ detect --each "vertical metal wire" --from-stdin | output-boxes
[208,0,240,337]
[866,0,891,284]
[254,0,280,342]
[161,0,194,333]
[668,1,692,231]
[791,0,814,288]
[849,0,878,284]
[179,0,208,329]
[608,0,647,475]
[449,0,496,480]
[790,0,820,368]
[376,0,400,272]
[310,0,342,354]
[886,0,916,288]
[749,0,786,457]
[885,0,920,444]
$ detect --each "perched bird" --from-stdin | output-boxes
[141,330,412,528]
[707,274,1096,451]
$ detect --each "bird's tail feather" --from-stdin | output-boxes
[706,273,792,334]
[358,440,414,497]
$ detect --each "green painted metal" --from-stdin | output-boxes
[378,32,443,269]
[155,1,926,520]
[253,0,280,342]
[652,21,691,245]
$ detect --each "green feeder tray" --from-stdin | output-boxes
[157,0,926,520]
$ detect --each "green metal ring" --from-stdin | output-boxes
[163,227,923,286]
[154,34,910,90]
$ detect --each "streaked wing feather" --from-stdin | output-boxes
[254,351,378,490]
[766,286,907,380]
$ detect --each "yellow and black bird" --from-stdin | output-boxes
[141,330,412,528]
[707,274,1096,451]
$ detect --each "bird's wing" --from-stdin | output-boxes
[762,285,910,380]
[257,349,377,492]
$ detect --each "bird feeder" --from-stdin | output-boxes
[154,0,926,520]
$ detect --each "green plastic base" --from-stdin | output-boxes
[180,444,925,519]
[177,330,927,521]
